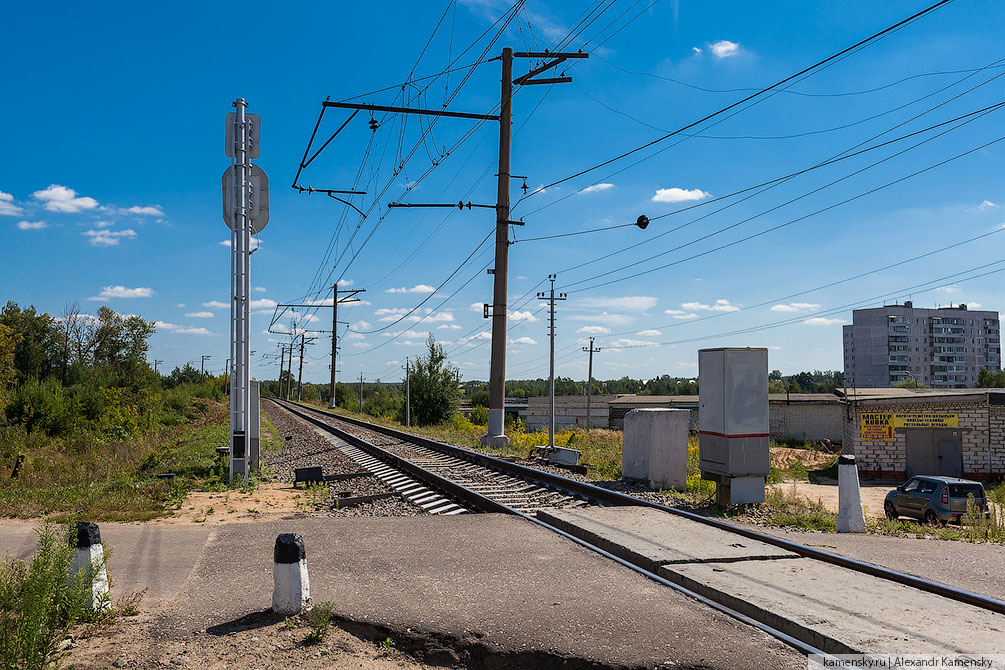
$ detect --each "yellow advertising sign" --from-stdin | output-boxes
[860,412,959,439]
[861,413,894,440]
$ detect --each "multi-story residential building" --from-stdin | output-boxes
[843,302,1001,388]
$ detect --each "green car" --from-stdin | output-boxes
[884,476,989,525]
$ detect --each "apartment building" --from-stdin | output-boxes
[843,302,1001,388]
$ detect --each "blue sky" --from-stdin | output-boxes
[2,0,1004,384]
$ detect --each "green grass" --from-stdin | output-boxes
[301,601,334,645]
[737,485,837,532]
[0,398,245,522]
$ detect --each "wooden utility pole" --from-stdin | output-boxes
[538,274,566,448]
[582,337,601,430]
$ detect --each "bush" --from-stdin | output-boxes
[0,522,96,669]
[4,378,72,436]
[468,406,488,425]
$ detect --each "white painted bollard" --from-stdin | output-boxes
[69,522,110,613]
[272,533,311,615]
[836,454,867,533]
[622,409,689,491]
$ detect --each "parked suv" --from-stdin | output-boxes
[884,476,989,525]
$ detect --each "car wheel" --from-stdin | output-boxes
[924,509,944,526]
[884,500,898,520]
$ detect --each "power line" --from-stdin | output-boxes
[513,0,954,203]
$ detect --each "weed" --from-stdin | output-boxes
[283,617,295,630]
[379,636,396,655]
[204,507,214,515]
[302,601,334,645]
[0,522,96,669]
[736,485,837,532]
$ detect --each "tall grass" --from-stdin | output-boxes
[0,522,95,670]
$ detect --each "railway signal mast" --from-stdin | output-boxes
[224,99,269,482]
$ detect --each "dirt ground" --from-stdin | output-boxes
[768,479,894,519]
[62,609,438,670]
[150,483,306,525]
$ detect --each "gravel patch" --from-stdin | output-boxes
[262,401,421,517]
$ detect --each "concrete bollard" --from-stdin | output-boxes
[836,454,867,533]
[69,522,110,613]
[272,533,311,615]
[622,409,689,491]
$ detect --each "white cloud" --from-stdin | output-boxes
[383,329,429,339]
[709,40,740,58]
[579,183,614,194]
[83,228,137,246]
[338,279,354,287]
[185,311,214,319]
[569,312,634,326]
[254,286,267,293]
[470,302,484,312]
[249,298,278,310]
[16,220,47,230]
[577,326,611,335]
[936,285,961,295]
[509,310,538,322]
[652,187,710,203]
[219,238,261,250]
[580,296,657,312]
[637,329,661,336]
[88,285,153,301]
[770,302,821,313]
[976,200,997,211]
[32,185,99,213]
[93,220,113,228]
[346,332,365,340]
[692,46,702,55]
[351,342,372,348]
[438,324,462,330]
[509,336,537,345]
[609,338,658,348]
[680,299,738,312]
[386,284,435,294]
[176,303,185,308]
[803,317,846,327]
[203,300,228,309]
[0,191,24,216]
[667,311,698,320]
[126,205,165,216]
[351,320,371,329]
[175,326,215,335]
[966,302,983,308]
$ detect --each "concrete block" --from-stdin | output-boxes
[69,522,110,613]
[623,409,689,491]
[273,533,311,615]
[836,455,867,533]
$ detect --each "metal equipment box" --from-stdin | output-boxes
[699,348,769,503]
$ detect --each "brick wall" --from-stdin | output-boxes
[846,400,1004,479]
[525,395,616,431]
[770,404,842,443]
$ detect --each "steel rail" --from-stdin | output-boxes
[276,398,1005,618]
[268,398,836,661]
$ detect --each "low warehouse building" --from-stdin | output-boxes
[842,390,1005,480]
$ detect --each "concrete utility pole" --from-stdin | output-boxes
[359,372,364,413]
[537,274,566,449]
[153,359,162,373]
[297,334,306,402]
[582,337,601,430]
[224,358,230,395]
[200,354,211,378]
[404,357,411,427]
[321,49,586,449]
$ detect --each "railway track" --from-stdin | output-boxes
[268,397,1005,661]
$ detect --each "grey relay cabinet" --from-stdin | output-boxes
[698,347,769,505]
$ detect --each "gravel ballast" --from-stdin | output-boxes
[262,401,421,517]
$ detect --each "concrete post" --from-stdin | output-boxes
[836,454,867,533]
[69,521,110,613]
[622,409,689,491]
[272,533,311,614]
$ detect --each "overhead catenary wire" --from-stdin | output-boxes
[512,0,955,207]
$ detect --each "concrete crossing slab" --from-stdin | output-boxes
[537,506,796,571]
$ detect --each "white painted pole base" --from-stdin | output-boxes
[69,522,110,613]
[481,409,509,448]
[836,455,867,533]
[273,533,311,615]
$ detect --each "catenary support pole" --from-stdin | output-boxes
[359,372,364,412]
[582,337,601,430]
[297,333,305,402]
[484,46,514,448]
[405,357,411,427]
[330,283,338,408]
[538,274,566,449]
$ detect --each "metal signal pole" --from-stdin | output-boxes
[537,274,566,449]
[229,99,251,482]
[582,337,601,430]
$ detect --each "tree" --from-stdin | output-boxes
[978,368,1005,388]
[894,377,930,389]
[409,335,459,426]
[0,301,61,384]
[0,323,18,409]
[92,307,155,383]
